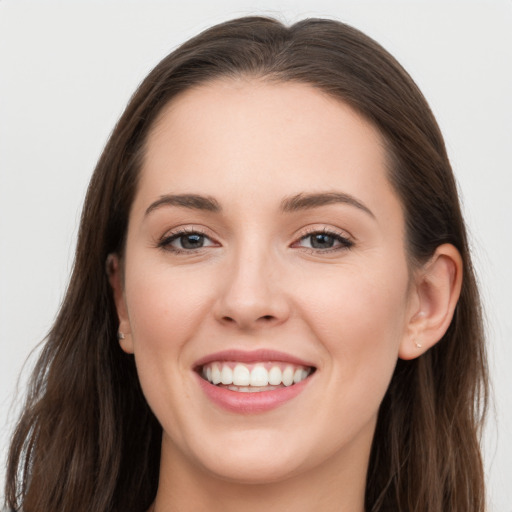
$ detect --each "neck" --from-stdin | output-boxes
[151,433,370,512]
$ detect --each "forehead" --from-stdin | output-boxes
[136,79,400,221]
[148,78,386,162]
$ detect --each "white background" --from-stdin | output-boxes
[0,0,511,509]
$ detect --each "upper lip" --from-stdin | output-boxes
[193,349,316,369]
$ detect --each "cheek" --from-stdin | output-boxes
[125,263,211,348]
[122,261,216,415]
[121,262,217,434]
[300,262,408,339]
[295,261,409,398]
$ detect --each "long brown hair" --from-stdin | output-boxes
[5,16,488,512]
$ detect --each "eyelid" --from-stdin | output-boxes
[157,225,220,253]
[155,224,354,255]
[291,225,355,252]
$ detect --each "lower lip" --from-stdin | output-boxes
[195,373,312,414]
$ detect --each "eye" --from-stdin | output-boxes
[158,229,217,253]
[294,229,353,252]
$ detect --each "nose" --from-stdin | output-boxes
[213,248,290,331]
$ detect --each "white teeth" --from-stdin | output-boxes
[282,366,294,386]
[233,364,250,386]
[230,386,251,393]
[220,366,233,385]
[268,366,282,385]
[250,365,269,386]
[227,385,281,393]
[211,363,221,385]
[202,361,312,389]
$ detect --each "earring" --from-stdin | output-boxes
[415,340,423,349]
[117,331,125,340]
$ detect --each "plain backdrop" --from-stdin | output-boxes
[1,0,511,509]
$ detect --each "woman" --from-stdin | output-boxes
[4,16,488,512]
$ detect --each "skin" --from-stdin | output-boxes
[109,79,462,512]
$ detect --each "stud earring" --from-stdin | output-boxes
[415,340,423,349]
[117,331,125,340]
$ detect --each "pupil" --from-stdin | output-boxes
[181,234,203,249]
[311,233,334,249]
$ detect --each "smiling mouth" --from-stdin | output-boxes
[198,361,315,393]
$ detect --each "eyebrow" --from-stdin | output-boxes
[144,191,374,218]
[280,192,375,218]
[145,194,221,216]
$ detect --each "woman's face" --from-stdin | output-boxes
[113,79,418,484]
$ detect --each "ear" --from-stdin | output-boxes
[106,253,134,354]
[399,244,463,360]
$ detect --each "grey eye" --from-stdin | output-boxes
[297,231,352,251]
[178,233,206,249]
[309,233,336,249]
[160,231,216,252]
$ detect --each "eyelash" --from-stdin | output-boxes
[157,227,214,254]
[293,227,354,253]
[157,227,354,254]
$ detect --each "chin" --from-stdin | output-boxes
[176,427,312,485]
[199,449,307,485]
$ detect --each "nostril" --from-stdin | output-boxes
[218,313,280,327]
